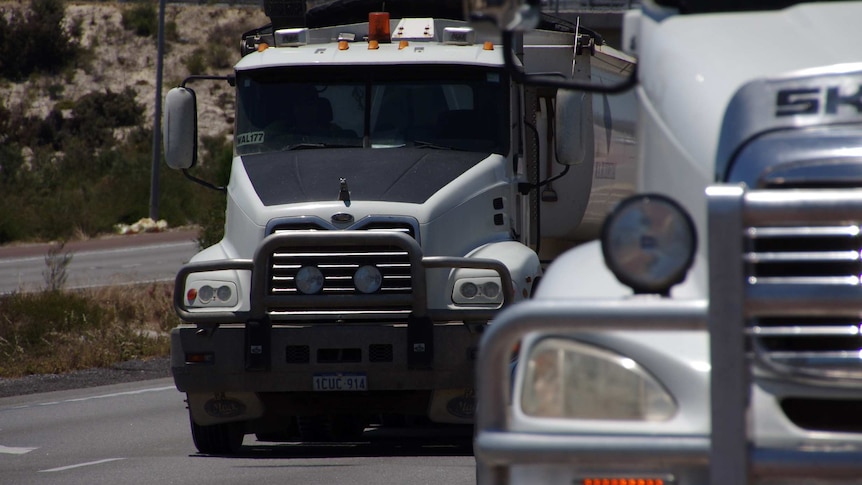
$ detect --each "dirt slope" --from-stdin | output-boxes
[0,1,269,141]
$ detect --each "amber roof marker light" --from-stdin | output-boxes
[368,12,391,43]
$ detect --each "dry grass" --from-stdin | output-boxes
[0,282,178,377]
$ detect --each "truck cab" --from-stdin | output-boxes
[471,0,862,483]
[162,0,637,453]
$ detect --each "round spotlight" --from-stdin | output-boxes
[296,266,324,294]
[460,282,479,299]
[198,285,214,303]
[354,265,383,294]
[216,285,232,302]
[601,194,697,295]
[481,281,500,299]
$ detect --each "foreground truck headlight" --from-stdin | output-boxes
[521,337,676,421]
[602,194,697,295]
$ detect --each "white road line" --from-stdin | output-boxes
[0,241,196,265]
[0,445,38,455]
[7,385,176,411]
[39,457,126,473]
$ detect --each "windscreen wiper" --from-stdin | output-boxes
[413,140,459,150]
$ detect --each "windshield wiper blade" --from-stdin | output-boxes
[413,140,457,150]
[284,142,361,150]
[283,143,327,150]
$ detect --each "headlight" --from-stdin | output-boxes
[601,194,697,295]
[521,338,676,421]
[453,277,503,305]
[354,265,383,294]
[295,265,324,294]
[186,281,239,308]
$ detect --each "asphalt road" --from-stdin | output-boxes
[0,230,200,294]
[0,379,476,485]
[0,232,478,483]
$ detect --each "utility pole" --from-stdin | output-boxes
[149,0,167,221]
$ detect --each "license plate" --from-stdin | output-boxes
[313,373,367,391]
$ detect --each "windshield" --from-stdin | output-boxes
[235,65,509,156]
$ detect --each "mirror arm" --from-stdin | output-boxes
[180,74,234,88]
[502,30,637,94]
[183,169,227,193]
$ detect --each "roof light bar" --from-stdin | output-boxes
[443,27,475,45]
[274,27,308,47]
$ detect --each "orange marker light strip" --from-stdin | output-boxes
[368,40,379,50]
[399,40,409,50]
[338,40,349,50]
[185,353,214,364]
[257,42,269,52]
[483,41,494,51]
[582,478,665,485]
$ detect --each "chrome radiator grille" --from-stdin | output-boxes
[730,193,862,381]
[262,220,420,322]
[746,226,862,284]
[269,244,412,296]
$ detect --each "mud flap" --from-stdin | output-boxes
[407,314,433,369]
[245,318,271,371]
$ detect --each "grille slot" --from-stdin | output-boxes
[369,344,393,362]
[746,226,862,283]
[286,345,310,363]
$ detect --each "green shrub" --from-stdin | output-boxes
[121,2,157,38]
[0,0,81,82]
[184,47,208,75]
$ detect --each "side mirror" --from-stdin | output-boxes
[555,89,593,165]
[163,87,197,170]
[466,0,638,95]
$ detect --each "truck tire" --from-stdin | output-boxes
[190,415,244,454]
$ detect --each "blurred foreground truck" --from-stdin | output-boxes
[471,0,862,483]
[161,0,636,453]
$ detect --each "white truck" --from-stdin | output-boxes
[161,0,636,453]
[471,0,862,483]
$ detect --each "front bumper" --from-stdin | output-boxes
[170,322,480,393]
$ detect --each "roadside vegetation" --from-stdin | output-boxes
[0,282,175,378]
[0,243,176,378]
[0,0,240,246]
[0,0,258,378]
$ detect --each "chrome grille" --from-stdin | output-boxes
[261,222,420,322]
[729,190,862,381]
[269,244,412,296]
[746,225,862,284]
